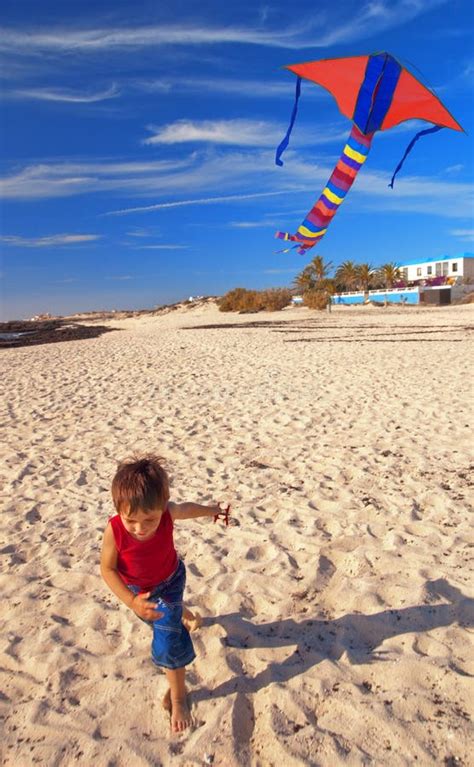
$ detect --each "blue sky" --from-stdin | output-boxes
[1,0,473,319]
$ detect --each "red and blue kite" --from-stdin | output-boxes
[275,52,463,255]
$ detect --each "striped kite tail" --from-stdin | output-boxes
[275,124,373,254]
[275,232,300,242]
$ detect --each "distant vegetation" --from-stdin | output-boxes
[335,261,402,293]
[219,288,292,313]
[293,255,334,309]
[219,257,405,312]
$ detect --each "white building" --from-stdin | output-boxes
[333,252,474,306]
[399,252,474,282]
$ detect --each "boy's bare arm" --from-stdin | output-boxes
[169,501,223,520]
[100,524,135,607]
[100,524,164,620]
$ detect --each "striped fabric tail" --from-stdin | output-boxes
[275,124,373,255]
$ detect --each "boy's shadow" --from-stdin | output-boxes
[194,579,473,703]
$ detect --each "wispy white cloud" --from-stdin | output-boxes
[259,5,271,25]
[433,58,474,93]
[126,228,159,238]
[272,152,474,218]
[0,158,194,199]
[376,119,429,138]
[263,268,299,274]
[310,0,447,47]
[462,62,474,78]
[2,141,471,222]
[450,229,474,240]
[0,23,300,52]
[135,76,308,100]
[132,244,190,250]
[230,219,278,228]
[107,275,133,281]
[143,119,346,148]
[266,207,311,218]
[445,164,464,174]
[350,169,474,217]
[0,233,101,247]
[144,119,282,147]
[10,83,120,103]
[0,3,448,55]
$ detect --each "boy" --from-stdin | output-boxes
[100,454,229,732]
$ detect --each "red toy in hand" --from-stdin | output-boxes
[213,503,230,526]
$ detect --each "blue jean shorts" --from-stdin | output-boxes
[127,559,196,670]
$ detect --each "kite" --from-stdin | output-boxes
[275,52,463,255]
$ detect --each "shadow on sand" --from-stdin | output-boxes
[193,579,473,703]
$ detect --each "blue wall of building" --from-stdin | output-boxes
[333,290,419,305]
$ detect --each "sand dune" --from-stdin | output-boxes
[1,303,473,766]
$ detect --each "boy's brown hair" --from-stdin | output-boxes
[111,454,170,515]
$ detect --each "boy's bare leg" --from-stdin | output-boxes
[182,605,202,632]
[164,667,191,732]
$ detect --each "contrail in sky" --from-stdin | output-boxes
[105,189,302,216]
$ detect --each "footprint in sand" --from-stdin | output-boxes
[316,554,337,589]
[25,506,42,524]
[245,545,267,561]
[76,470,87,486]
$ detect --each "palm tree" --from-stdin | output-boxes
[309,254,333,282]
[356,263,374,300]
[335,260,358,292]
[377,263,402,289]
[316,277,336,295]
[293,254,333,293]
[293,265,316,293]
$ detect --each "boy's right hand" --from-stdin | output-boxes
[131,592,164,621]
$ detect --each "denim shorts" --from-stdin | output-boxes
[127,559,196,670]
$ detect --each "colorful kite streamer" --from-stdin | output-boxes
[275,52,463,255]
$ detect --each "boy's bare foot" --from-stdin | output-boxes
[170,695,192,733]
[162,688,172,713]
[183,612,202,633]
[162,688,192,732]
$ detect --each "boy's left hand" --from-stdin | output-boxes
[131,592,165,621]
[213,503,231,526]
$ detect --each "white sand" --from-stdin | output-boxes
[1,303,473,766]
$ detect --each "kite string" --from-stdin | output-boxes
[389,125,443,188]
[275,76,302,167]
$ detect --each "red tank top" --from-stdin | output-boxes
[110,509,178,591]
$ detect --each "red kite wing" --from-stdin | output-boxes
[286,56,369,123]
[286,55,463,133]
[382,69,463,131]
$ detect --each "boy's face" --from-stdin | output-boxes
[120,507,163,541]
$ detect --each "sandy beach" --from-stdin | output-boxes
[1,302,473,766]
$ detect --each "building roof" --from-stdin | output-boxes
[399,252,474,268]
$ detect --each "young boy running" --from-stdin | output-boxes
[100,454,229,732]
